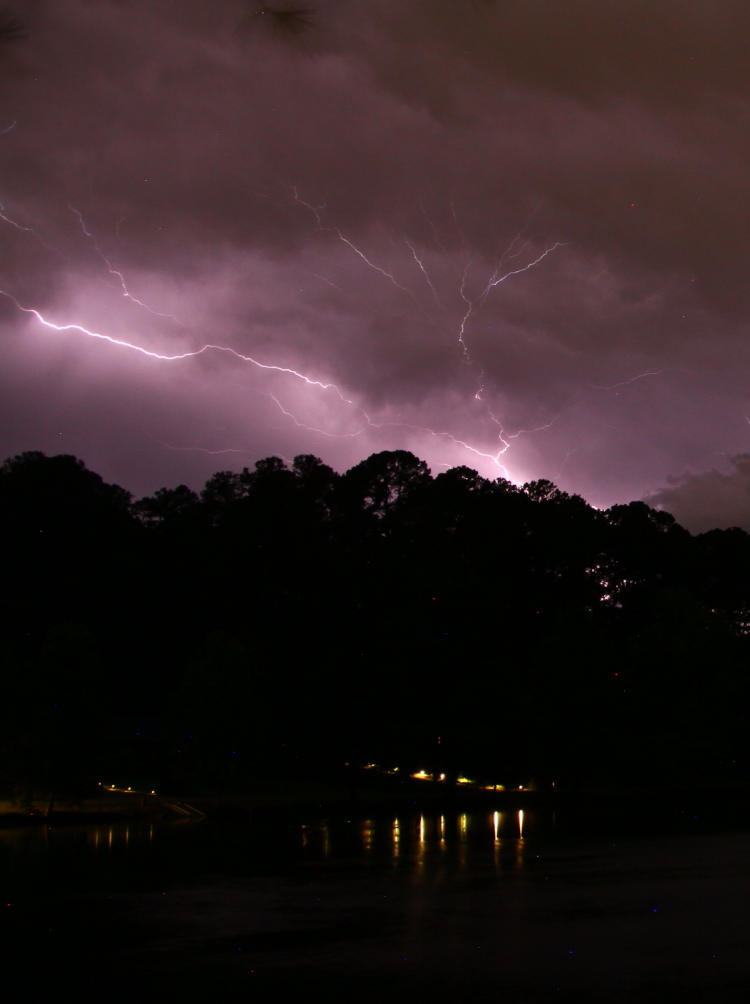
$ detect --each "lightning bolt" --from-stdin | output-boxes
[0,208,35,234]
[312,272,344,291]
[457,260,475,362]
[590,370,664,390]
[332,228,418,299]
[269,394,366,439]
[479,241,567,302]
[150,437,250,457]
[4,184,569,485]
[0,290,353,402]
[502,416,558,440]
[268,395,513,478]
[0,203,61,256]
[404,237,443,308]
[291,186,325,228]
[68,205,182,323]
[292,186,419,303]
[292,187,569,477]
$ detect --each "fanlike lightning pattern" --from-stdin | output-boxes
[1,186,570,480]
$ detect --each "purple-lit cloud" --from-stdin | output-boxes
[2,1,750,528]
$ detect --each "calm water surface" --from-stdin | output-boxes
[2,805,749,1001]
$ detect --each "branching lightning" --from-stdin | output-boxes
[269,392,514,477]
[0,290,353,401]
[479,241,567,302]
[292,186,419,303]
[68,205,182,323]
[0,203,61,255]
[3,181,569,481]
[288,188,568,476]
[457,260,475,362]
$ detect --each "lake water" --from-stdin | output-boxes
[2,803,749,1001]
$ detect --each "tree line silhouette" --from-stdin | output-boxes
[1,448,748,800]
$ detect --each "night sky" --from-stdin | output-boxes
[3,1,750,530]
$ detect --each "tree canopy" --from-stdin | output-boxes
[2,448,748,797]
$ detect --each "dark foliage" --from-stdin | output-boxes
[1,448,749,800]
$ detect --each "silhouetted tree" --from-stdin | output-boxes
[4,447,750,793]
[341,449,430,521]
[134,484,200,526]
[200,469,245,524]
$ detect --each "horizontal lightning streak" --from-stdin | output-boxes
[151,438,249,457]
[0,291,352,401]
[4,184,570,485]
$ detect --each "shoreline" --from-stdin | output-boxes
[3,778,750,829]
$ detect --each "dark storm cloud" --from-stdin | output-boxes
[646,455,750,533]
[1,1,749,524]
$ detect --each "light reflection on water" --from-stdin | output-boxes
[0,807,533,885]
[293,808,530,877]
[4,807,750,1000]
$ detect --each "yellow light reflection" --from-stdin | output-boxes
[456,776,474,785]
[392,817,400,860]
[515,810,525,869]
[493,810,501,842]
[411,770,432,781]
[439,814,446,849]
[416,814,427,871]
[361,819,374,854]
[493,810,503,872]
[457,813,469,871]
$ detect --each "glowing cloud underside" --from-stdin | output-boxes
[0,194,571,479]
